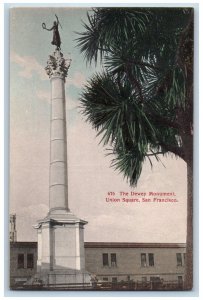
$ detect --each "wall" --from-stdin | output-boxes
[84,243,186,283]
[10,242,37,287]
[10,242,186,287]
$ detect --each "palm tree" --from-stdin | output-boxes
[76,7,193,289]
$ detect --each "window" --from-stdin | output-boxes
[112,277,117,283]
[141,253,154,267]
[176,253,182,266]
[102,253,109,266]
[103,277,108,281]
[17,254,24,269]
[27,253,34,269]
[103,253,117,267]
[111,253,117,267]
[150,276,160,283]
[178,276,183,284]
[149,253,154,266]
[141,253,147,267]
[142,277,147,287]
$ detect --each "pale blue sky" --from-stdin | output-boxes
[10,7,187,243]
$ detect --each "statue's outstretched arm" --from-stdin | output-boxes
[42,23,54,31]
[45,26,54,31]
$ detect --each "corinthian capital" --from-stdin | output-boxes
[45,50,71,80]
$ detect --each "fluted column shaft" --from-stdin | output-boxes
[45,50,71,214]
[49,76,68,212]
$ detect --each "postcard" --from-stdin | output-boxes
[9,6,193,291]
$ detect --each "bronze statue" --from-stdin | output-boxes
[42,15,62,50]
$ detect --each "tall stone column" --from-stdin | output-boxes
[45,50,70,214]
[34,50,90,286]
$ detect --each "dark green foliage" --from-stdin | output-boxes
[77,7,193,186]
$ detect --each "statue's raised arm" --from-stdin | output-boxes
[42,15,61,50]
[55,14,59,24]
[55,14,62,29]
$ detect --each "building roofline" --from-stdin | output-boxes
[84,242,186,248]
[10,241,186,248]
[10,242,37,248]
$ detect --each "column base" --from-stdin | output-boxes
[34,210,88,273]
[25,269,92,289]
[36,208,88,225]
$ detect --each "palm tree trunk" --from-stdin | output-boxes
[184,155,193,289]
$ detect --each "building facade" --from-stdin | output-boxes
[10,241,185,289]
[10,242,37,287]
[84,242,186,286]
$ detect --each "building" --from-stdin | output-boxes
[10,242,37,287]
[84,242,186,287]
[10,241,186,290]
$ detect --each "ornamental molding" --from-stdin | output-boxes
[45,50,71,80]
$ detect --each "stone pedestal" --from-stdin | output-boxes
[33,50,91,287]
[36,213,87,273]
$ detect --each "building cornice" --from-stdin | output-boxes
[84,242,186,248]
[10,241,186,248]
[10,242,37,248]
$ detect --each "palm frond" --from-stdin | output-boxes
[76,7,193,186]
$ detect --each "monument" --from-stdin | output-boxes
[33,16,91,287]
